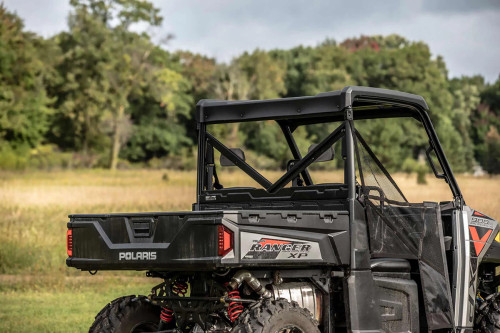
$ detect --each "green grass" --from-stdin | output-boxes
[0,276,161,332]
[1,291,107,332]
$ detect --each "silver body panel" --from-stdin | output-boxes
[452,207,473,328]
[271,282,322,322]
[452,206,499,330]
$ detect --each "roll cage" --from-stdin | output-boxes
[195,86,463,207]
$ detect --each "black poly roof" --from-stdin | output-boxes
[195,86,429,124]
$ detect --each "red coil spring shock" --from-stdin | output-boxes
[160,307,174,323]
[160,280,187,324]
[227,290,244,322]
[172,280,188,297]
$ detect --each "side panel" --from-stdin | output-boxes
[221,210,350,267]
[373,276,419,332]
[346,200,382,333]
[452,207,499,329]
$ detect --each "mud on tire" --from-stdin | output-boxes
[476,292,500,333]
[232,298,320,333]
[89,295,161,333]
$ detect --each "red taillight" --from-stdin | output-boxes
[67,229,73,257]
[218,225,233,257]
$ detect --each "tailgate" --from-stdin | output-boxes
[66,211,223,271]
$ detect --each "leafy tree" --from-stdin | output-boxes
[229,50,289,157]
[50,8,113,162]
[51,0,191,169]
[472,76,500,172]
[0,5,53,154]
[340,35,473,172]
[214,62,250,101]
[341,35,381,52]
[80,0,162,169]
[236,50,287,100]
[2,2,499,175]
[481,75,500,114]
[484,126,500,174]
[301,43,352,95]
[448,77,482,170]
[270,46,315,98]
[80,0,163,169]
[174,51,217,102]
[121,47,192,162]
[212,61,252,146]
[103,33,160,170]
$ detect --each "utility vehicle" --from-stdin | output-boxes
[66,86,500,332]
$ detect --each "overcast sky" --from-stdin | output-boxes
[4,0,500,83]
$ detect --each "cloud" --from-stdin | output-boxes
[3,0,500,82]
[4,0,70,37]
[157,0,500,81]
[421,0,500,14]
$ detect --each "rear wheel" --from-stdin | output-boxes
[90,295,161,333]
[476,291,500,333]
[232,299,320,333]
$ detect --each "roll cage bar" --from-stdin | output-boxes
[195,86,463,206]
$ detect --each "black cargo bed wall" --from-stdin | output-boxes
[198,185,349,211]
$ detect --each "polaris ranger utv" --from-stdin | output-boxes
[66,86,500,332]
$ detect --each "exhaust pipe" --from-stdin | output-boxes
[228,270,272,298]
[228,271,322,322]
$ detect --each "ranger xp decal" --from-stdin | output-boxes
[240,232,321,260]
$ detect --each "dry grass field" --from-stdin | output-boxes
[0,169,498,332]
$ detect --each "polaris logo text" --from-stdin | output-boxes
[119,251,157,261]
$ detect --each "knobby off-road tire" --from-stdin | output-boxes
[89,295,161,333]
[232,298,320,333]
[476,292,500,333]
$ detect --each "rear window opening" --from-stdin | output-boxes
[205,120,346,191]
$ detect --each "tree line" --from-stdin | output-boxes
[1,0,499,173]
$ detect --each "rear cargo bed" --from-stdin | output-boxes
[67,209,349,271]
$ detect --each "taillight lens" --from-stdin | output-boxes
[67,229,73,257]
[218,225,233,257]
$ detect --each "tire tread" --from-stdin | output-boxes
[89,295,156,333]
[232,298,320,333]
